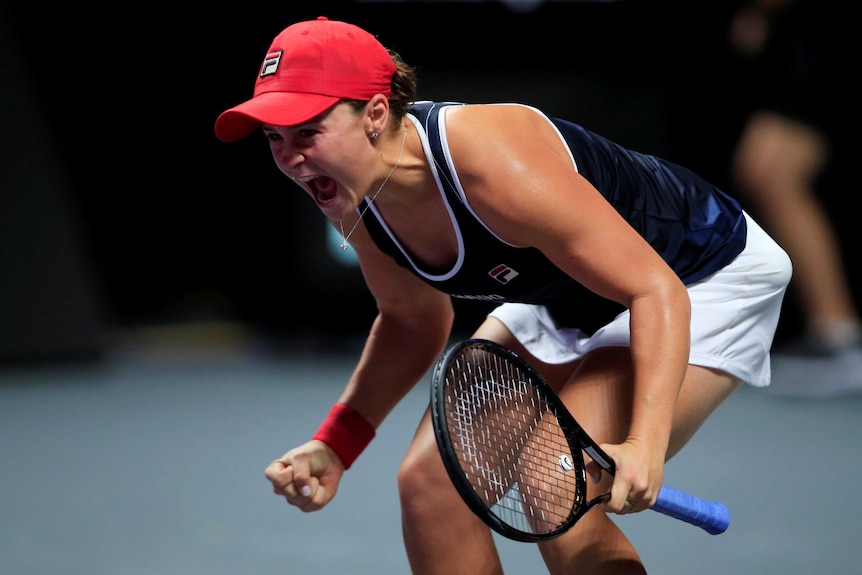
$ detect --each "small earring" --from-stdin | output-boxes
[371,132,379,139]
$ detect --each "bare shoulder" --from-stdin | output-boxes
[442,103,570,180]
[446,102,546,119]
[444,103,554,141]
[441,103,589,247]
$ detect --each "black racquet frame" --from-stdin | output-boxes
[430,338,730,542]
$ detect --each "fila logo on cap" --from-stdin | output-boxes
[261,51,283,77]
[489,264,519,285]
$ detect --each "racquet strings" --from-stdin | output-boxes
[443,346,583,536]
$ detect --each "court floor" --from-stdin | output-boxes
[2,331,860,575]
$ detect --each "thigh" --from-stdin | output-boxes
[472,316,582,393]
[399,408,504,575]
[474,315,743,461]
[475,316,630,442]
[734,111,829,194]
[470,318,743,574]
[666,365,742,459]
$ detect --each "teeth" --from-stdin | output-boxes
[296,176,316,183]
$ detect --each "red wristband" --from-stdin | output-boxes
[312,404,376,470]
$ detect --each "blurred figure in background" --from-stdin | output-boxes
[727,0,861,397]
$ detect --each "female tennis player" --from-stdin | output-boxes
[215,17,791,574]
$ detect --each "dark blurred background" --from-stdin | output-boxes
[1,0,851,364]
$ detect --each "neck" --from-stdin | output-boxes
[339,126,408,250]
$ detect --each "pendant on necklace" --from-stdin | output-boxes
[340,222,349,250]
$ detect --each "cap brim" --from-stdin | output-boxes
[214,92,341,142]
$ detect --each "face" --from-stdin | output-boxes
[262,102,376,222]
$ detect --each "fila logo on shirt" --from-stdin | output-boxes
[260,51,283,77]
[488,264,519,285]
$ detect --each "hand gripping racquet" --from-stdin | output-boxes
[430,338,730,542]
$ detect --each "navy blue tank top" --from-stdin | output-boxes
[360,101,747,335]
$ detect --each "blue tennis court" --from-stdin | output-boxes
[1,334,859,575]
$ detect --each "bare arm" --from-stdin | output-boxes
[444,104,691,512]
[337,234,455,427]
[265,227,453,511]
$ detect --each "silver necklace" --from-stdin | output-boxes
[340,127,408,250]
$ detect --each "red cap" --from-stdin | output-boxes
[215,17,396,142]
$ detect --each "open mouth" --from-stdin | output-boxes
[298,175,338,206]
[315,176,337,204]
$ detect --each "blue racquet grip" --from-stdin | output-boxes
[652,486,730,535]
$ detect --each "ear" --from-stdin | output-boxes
[365,94,391,136]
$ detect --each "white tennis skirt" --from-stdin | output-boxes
[488,212,792,387]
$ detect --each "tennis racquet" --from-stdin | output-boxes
[430,338,730,542]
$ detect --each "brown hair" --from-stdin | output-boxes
[346,49,418,131]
